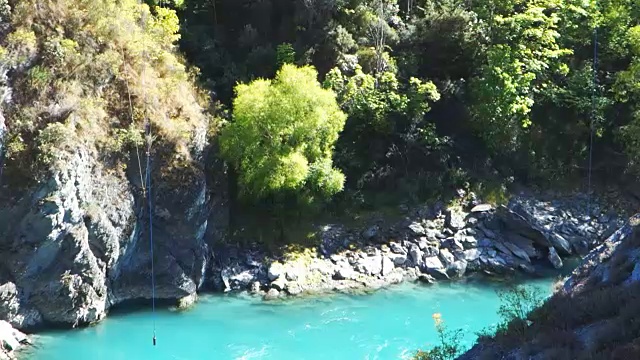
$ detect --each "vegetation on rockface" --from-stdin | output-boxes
[0,0,211,192]
[175,0,640,235]
[3,0,640,241]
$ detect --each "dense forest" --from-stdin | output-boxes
[2,0,640,242]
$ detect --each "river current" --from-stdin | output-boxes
[25,271,567,360]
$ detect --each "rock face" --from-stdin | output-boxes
[0,320,29,359]
[0,140,217,330]
[211,192,624,300]
[458,215,640,360]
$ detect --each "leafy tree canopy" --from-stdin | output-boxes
[220,64,347,203]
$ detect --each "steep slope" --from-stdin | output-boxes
[458,214,640,360]
[0,0,221,330]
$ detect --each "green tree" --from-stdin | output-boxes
[324,65,442,201]
[616,25,640,173]
[220,64,347,204]
[469,0,572,155]
[276,43,296,68]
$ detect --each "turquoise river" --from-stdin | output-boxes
[24,272,570,360]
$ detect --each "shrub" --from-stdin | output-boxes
[1,0,211,188]
[220,64,347,202]
[413,313,464,360]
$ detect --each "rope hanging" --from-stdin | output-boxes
[138,0,158,347]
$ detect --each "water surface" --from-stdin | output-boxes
[25,274,562,360]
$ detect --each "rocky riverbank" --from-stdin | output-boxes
[457,214,640,360]
[0,321,29,360]
[209,192,625,300]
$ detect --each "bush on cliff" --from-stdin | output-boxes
[1,0,211,189]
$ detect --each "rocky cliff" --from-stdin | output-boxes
[0,0,225,331]
[0,141,216,330]
[457,214,640,360]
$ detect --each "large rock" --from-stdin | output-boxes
[500,203,550,246]
[423,256,444,269]
[409,244,424,268]
[548,232,573,255]
[504,233,538,259]
[438,248,455,267]
[547,247,563,269]
[388,252,407,266]
[268,262,285,281]
[0,143,215,329]
[447,260,467,278]
[462,249,481,262]
[502,241,531,262]
[457,215,639,360]
[423,256,448,279]
[0,320,28,359]
[470,204,493,213]
[389,242,405,254]
[0,282,41,330]
[263,288,280,301]
[408,222,426,235]
[333,264,357,280]
[355,254,382,276]
[458,234,477,249]
[381,256,395,277]
[492,240,514,257]
[445,208,466,230]
[563,215,640,293]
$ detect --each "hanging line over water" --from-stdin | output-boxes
[138,0,158,347]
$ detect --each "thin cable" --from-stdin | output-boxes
[146,120,156,346]
[139,0,157,346]
[587,25,598,215]
[120,45,147,195]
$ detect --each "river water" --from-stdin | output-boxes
[23,270,569,360]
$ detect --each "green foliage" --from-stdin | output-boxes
[413,314,464,360]
[27,65,53,91]
[1,0,211,188]
[473,284,545,346]
[4,28,37,65]
[36,122,75,168]
[495,285,545,337]
[220,64,347,203]
[469,0,572,154]
[616,25,640,173]
[5,0,640,239]
[276,43,296,68]
[324,65,442,198]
